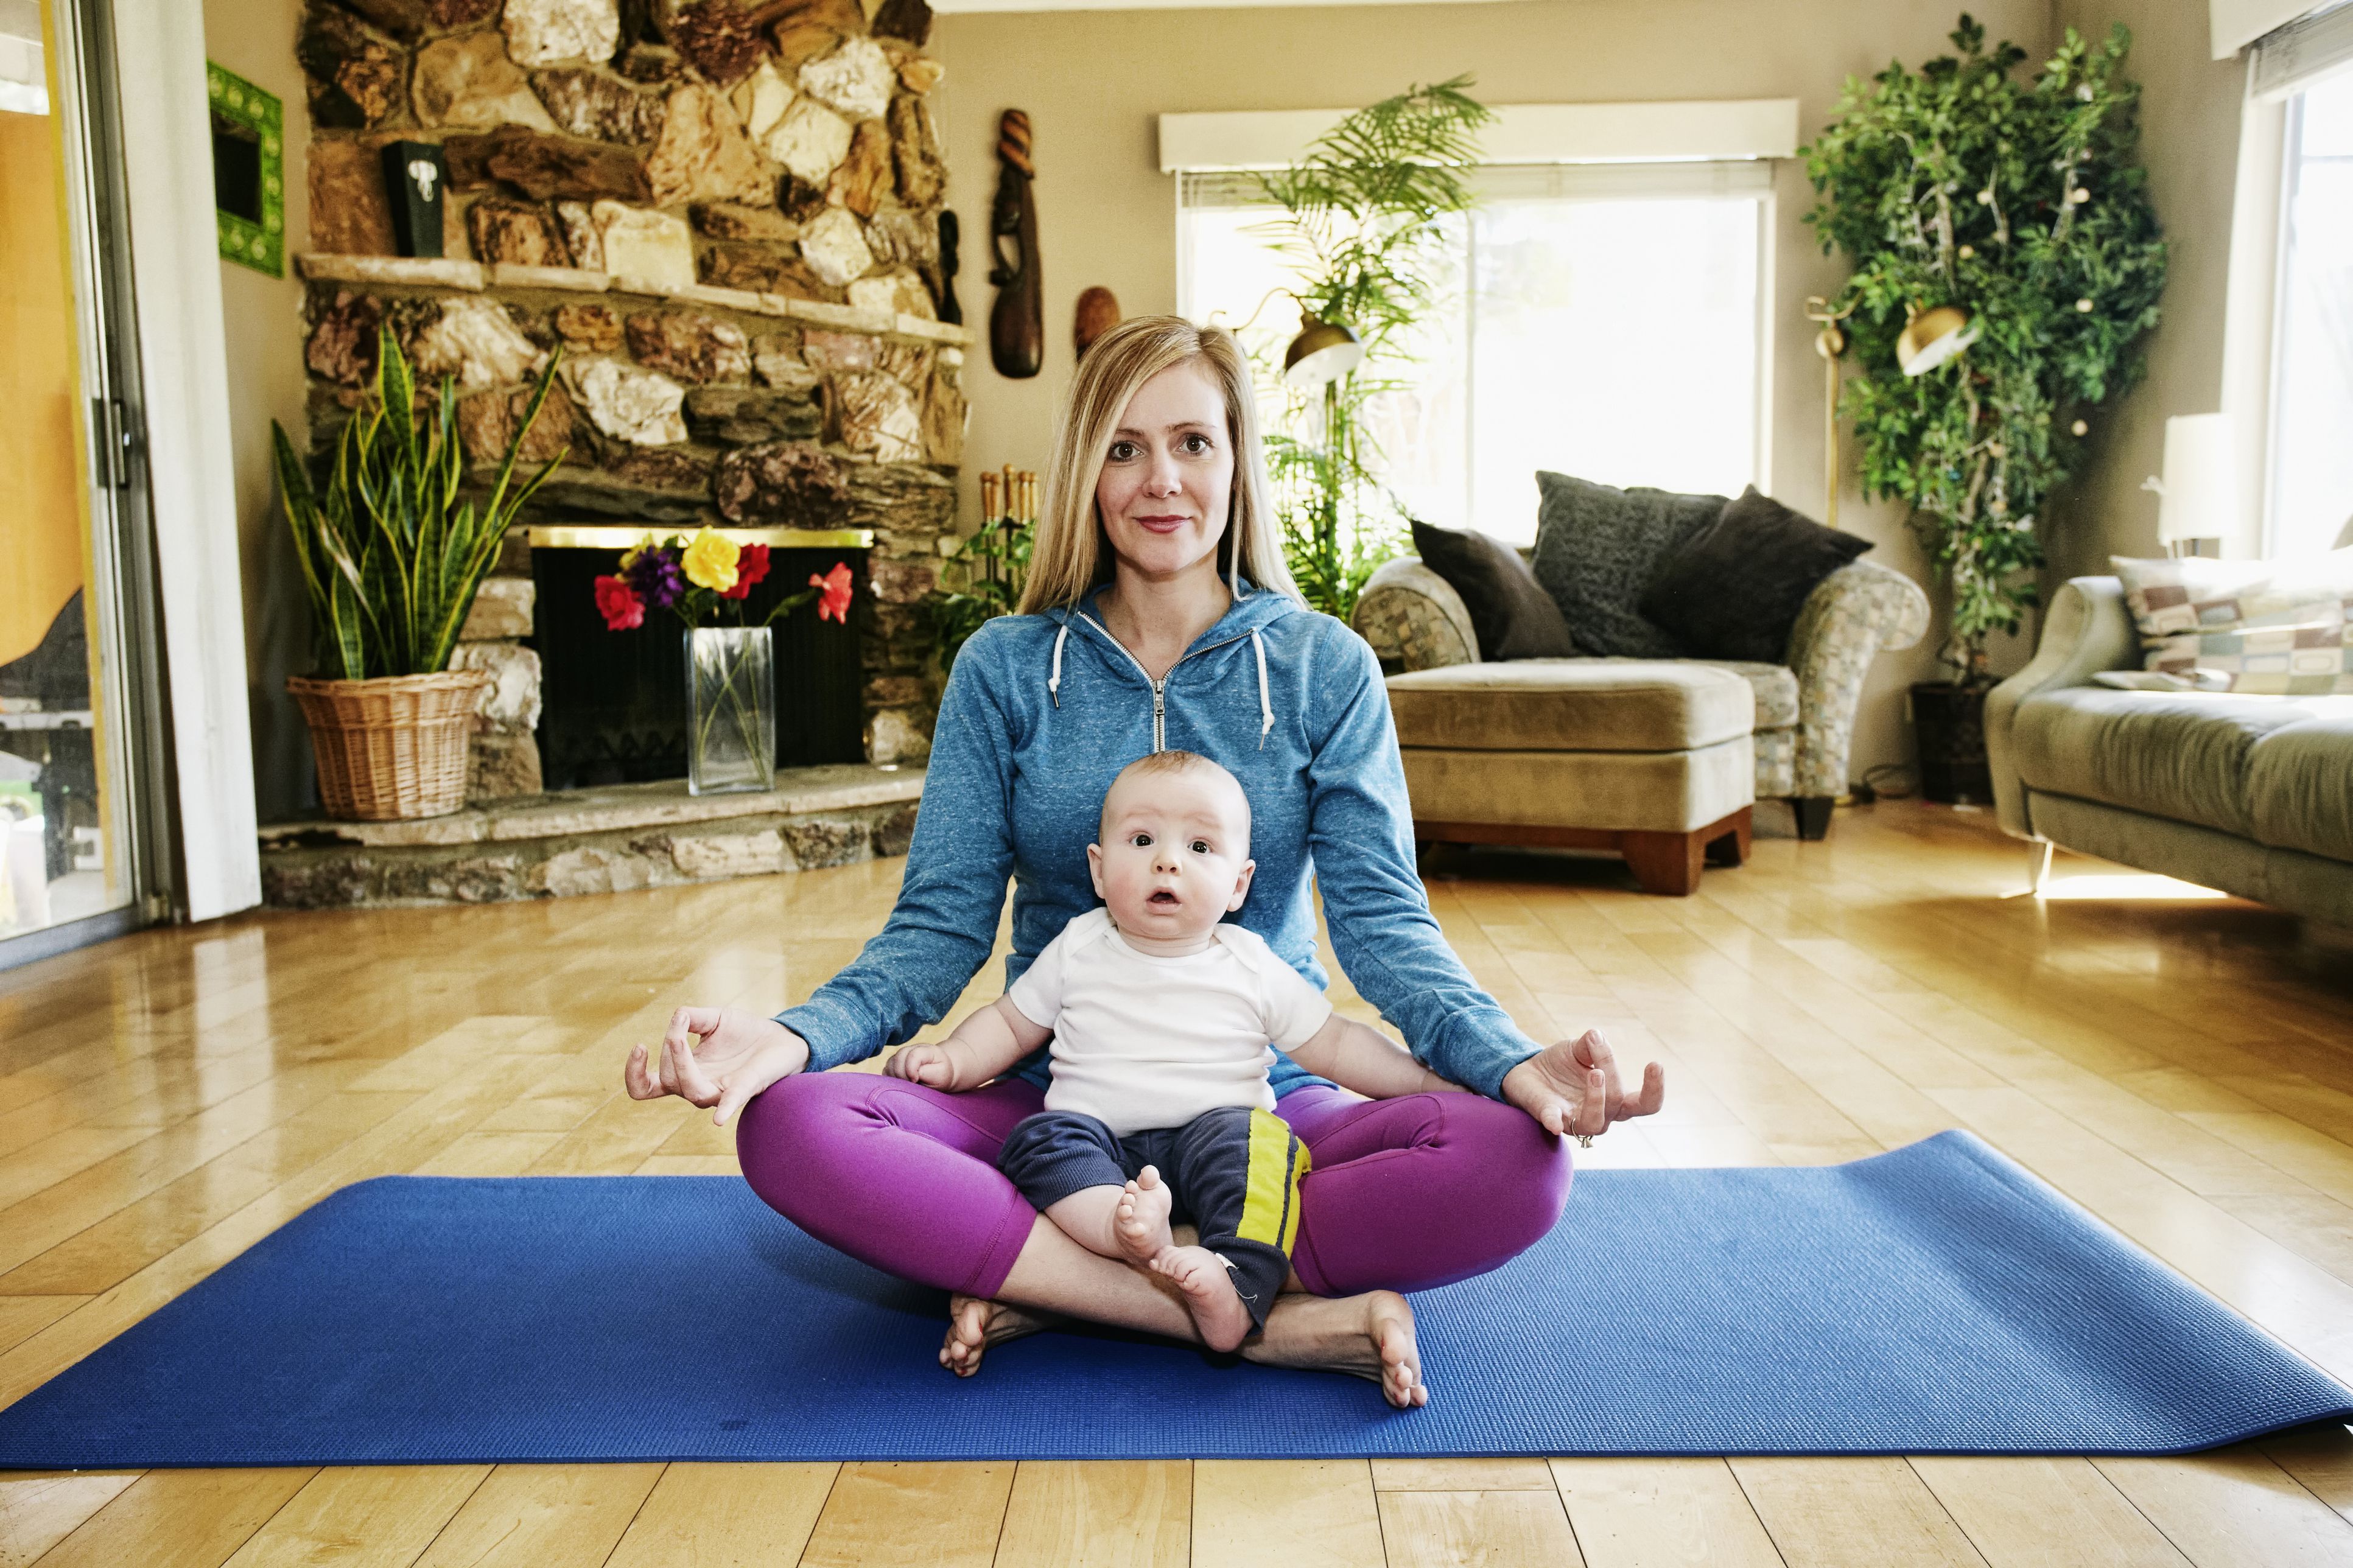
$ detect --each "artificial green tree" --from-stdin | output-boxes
[1248,77,1491,621]
[1804,15,2166,683]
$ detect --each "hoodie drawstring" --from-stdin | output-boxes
[1250,629,1274,750]
[1048,614,1275,746]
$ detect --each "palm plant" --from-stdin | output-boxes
[272,324,565,681]
[1245,77,1490,620]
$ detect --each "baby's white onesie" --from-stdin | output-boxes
[1004,908,1335,1138]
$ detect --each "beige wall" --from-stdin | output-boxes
[203,0,313,821]
[931,0,2060,783]
[2045,0,2249,581]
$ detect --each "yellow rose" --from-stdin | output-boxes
[681,528,740,593]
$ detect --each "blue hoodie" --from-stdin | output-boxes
[774,584,1544,1100]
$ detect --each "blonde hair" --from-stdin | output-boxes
[1018,315,1301,614]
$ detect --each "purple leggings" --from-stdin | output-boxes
[736,1073,1573,1298]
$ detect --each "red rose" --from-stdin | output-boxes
[722,542,771,601]
[594,573,644,631]
[813,562,854,624]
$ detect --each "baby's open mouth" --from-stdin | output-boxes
[1148,890,1181,906]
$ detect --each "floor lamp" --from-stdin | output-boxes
[1804,296,1856,530]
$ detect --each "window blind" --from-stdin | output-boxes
[2248,0,2353,98]
[1179,159,1774,211]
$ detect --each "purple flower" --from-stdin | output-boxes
[625,545,686,611]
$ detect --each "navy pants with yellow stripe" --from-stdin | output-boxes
[996,1105,1308,1332]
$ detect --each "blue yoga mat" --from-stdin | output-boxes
[2,1130,2346,1466]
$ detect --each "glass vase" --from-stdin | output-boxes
[685,626,776,796]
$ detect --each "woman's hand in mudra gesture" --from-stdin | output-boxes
[1499,1028,1665,1139]
[624,1007,810,1127]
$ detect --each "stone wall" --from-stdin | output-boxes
[293,0,965,784]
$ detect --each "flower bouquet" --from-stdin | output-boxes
[594,530,853,796]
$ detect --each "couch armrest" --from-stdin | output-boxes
[1985,576,2137,838]
[1352,556,1478,672]
[1783,559,1932,798]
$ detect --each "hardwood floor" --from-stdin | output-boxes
[3,799,2352,1566]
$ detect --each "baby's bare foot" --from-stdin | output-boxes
[1113,1166,1174,1264]
[1151,1244,1254,1353]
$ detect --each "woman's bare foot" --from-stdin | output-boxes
[939,1293,1059,1377]
[1113,1167,1175,1263]
[1244,1289,1427,1409]
[1149,1244,1253,1352]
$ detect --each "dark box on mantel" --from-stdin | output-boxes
[380,141,446,259]
[528,525,871,791]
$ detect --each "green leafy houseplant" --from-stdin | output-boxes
[1804,15,2165,684]
[272,323,564,681]
[1247,77,1491,621]
[925,511,1032,671]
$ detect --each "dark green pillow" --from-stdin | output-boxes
[1409,520,1579,660]
[1639,486,1872,663]
[1530,472,1726,659]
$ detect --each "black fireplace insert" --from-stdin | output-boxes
[528,525,872,791]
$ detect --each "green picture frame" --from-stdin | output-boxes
[208,63,284,279]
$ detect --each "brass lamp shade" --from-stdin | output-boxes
[1282,318,1365,387]
[1896,305,1978,377]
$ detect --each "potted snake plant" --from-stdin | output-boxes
[272,324,564,821]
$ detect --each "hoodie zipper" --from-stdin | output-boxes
[1074,612,1250,755]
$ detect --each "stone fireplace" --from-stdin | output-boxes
[266,0,968,906]
[292,0,966,798]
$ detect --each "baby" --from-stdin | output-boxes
[885,749,1453,1351]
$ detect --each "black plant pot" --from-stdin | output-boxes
[1912,682,1994,805]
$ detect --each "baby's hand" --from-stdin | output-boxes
[886,1042,958,1090]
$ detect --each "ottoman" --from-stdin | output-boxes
[1386,662,1756,895]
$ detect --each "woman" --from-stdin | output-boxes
[624,316,1665,1408]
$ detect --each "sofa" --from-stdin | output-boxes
[1985,575,2353,925]
[1353,556,1931,838]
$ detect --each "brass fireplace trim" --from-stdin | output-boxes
[526,525,876,550]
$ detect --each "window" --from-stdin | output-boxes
[2270,68,2353,558]
[1179,162,1771,544]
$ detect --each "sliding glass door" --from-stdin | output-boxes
[1,0,168,966]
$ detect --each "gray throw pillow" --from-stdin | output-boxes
[1409,519,1579,660]
[1531,472,1727,659]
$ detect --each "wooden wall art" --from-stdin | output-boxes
[987,109,1043,379]
[1074,287,1120,359]
[937,209,963,326]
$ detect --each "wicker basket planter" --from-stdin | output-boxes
[288,670,490,821]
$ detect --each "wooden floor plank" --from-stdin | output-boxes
[0,1472,140,1568]
[1730,1458,1988,1568]
[408,1463,664,1568]
[218,1466,491,1568]
[1190,1460,1385,1568]
[993,1460,1189,1568]
[603,1461,838,1568]
[1376,1489,1583,1568]
[2094,1447,2353,1567]
[0,1295,84,1355]
[1910,1456,2190,1566]
[796,1461,1014,1568]
[1372,1459,1557,1492]
[30,1467,314,1568]
[1548,1458,1783,1568]
[2264,1423,2353,1528]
